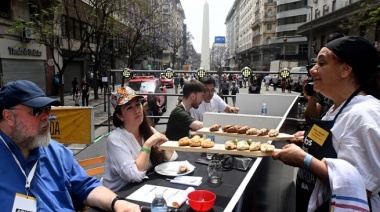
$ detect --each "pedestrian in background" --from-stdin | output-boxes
[230,81,239,107]
[74,94,80,106]
[174,74,180,94]
[221,79,229,103]
[263,74,271,91]
[272,75,278,91]
[81,78,90,106]
[179,74,184,88]
[248,80,260,94]
[72,77,78,100]
[286,77,292,93]
[281,78,286,93]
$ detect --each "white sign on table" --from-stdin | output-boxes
[126,184,194,208]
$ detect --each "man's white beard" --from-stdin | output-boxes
[10,116,51,150]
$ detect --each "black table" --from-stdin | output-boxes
[97,152,257,212]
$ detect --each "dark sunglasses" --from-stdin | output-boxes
[9,105,51,117]
[32,105,52,116]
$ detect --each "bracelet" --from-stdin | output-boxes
[303,154,313,170]
[141,147,151,154]
[111,196,126,212]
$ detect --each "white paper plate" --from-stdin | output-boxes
[155,160,195,177]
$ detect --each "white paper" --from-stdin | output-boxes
[170,176,202,186]
[126,184,191,208]
[171,187,195,208]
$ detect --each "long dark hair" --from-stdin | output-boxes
[113,105,165,167]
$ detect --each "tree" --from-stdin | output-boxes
[111,0,167,85]
[164,25,187,70]
[8,0,125,104]
[210,45,228,71]
[346,0,380,35]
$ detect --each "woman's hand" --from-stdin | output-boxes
[288,131,304,146]
[272,144,307,168]
[145,133,168,148]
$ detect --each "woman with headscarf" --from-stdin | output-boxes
[103,86,177,192]
[273,36,380,211]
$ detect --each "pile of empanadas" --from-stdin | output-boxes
[178,135,214,148]
[212,125,280,137]
[224,139,275,152]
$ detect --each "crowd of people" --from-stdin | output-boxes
[1,35,379,211]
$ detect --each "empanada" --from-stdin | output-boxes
[249,142,261,151]
[260,143,275,152]
[209,124,221,132]
[237,140,249,151]
[238,126,250,134]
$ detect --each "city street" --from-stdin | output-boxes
[66,80,301,153]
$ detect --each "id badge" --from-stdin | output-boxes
[11,193,37,212]
[307,124,329,146]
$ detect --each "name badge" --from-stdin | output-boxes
[307,124,329,146]
[12,193,37,212]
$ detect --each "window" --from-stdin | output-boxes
[267,23,272,30]
[0,0,11,19]
[332,0,336,11]
[298,44,308,55]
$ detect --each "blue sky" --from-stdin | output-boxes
[181,0,234,53]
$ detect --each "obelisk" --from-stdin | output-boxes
[200,1,210,70]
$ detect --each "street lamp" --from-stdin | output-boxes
[306,6,313,62]
[283,35,287,61]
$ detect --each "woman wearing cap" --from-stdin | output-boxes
[273,36,380,211]
[103,86,177,192]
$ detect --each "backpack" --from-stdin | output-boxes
[222,83,229,92]
[231,86,238,95]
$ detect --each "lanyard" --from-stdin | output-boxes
[0,135,38,197]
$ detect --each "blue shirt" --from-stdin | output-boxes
[0,131,101,211]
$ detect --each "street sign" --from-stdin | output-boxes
[196,68,206,78]
[165,68,174,79]
[122,68,132,78]
[241,66,252,78]
[280,68,290,78]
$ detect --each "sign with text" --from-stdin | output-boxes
[214,36,226,44]
[50,107,94,144]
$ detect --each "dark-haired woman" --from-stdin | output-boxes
[103,87,177,192]
[273,36,380,211]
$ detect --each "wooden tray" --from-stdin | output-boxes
[196,128,294,141]
[160,141,279,157]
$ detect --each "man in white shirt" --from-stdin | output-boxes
[263,75,271,91]
[190,77,239,121]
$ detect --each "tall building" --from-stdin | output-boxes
[200,1,210,70]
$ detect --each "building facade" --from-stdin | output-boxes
[0,1,52,93]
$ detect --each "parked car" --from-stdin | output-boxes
[159,74,174,88]
[128,76,167,113]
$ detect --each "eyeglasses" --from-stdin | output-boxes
[9,105,52,117]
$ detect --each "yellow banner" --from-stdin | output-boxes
[50,107,94,144]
